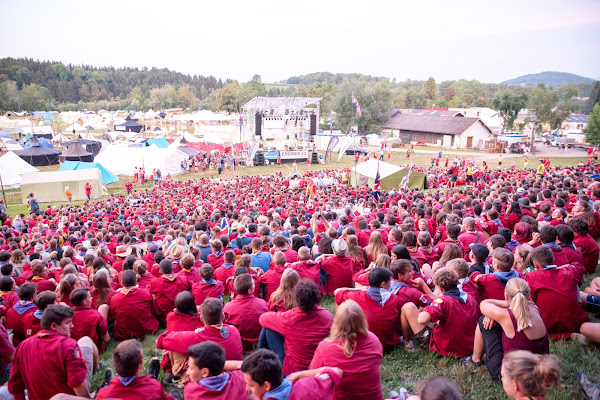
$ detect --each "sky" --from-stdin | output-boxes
[1,0,599,84]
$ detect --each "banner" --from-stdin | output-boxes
[337,137,352,162]
[248,141,259,162]
[325,136,339,162]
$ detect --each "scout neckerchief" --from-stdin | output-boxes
[492,269,519,286]
[264,378,293,400]
[200,373,230,391]
[443,286,467,303]
[366,287,392,306]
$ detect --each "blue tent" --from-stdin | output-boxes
[23,137,53,149]
[146,138,170,148]
[58,161,119,184]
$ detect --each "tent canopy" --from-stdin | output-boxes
[23,137,54,149]
[146,138,170,148]
[58,161,119,184]
[60,141,93,162]
[350,159,428,191]
[0,152,38,188]
[94,144,189,176]
[17,146,61,166]
[114,119,143,133]
[20,169,103,203]
[0,137,23,151]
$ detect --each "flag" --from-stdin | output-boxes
[325,136,339,162]
[401,163,414,189]
[220,217,229,236]
[338,137,352,162]
[351,95,362,116]
[374,164,381,190]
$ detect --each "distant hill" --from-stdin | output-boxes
[503,71,597,87]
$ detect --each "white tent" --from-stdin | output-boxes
[199,133,225,144]
[181,131,203,143]
[20,168,102,203]
[67,123,87,132]
[0,137,23,151]
[173,110,238,122]
[0,151,39,188]
[52,132,70,143]
[94,144,189,176]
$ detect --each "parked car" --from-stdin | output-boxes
[345,147,368,155]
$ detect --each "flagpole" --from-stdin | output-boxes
[352,94,357,186]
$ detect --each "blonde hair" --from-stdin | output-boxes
[364,231,387,262]
[329,300,369,358]
[373,254,391,269]
[502,351,561,397]
[505,278,532,331]
[269,269,300,310]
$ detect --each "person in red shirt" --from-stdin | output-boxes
[23,290,56,338]
[261,252,286,300]
[536,225,570,266]
[334,268,402,353]
[207,240,225,269]
[526,246,588,339]
[110,270,159,340]
[178,253,201,285]
[258,280,333,375]
[241,349,342,400]
[272,235,299,264]
[389,260,434,310]
[0,323,14,388]
[213,250,236,289]
[8,305,94,400]
[97,339,175,400]
[401,269,478,357]
[472,248,520,301]
[569,218,599,274]
[0,276,18,310]
[156,297,243,363]
[224,273,269,351]
[69,287,109,352]
[446,258,481,305]
[556,224,585,266]
[192,264,225,304]
[316,239,354,295]
[27,260,57,292]
[309,299,383,400]
[166,291,203,332]
[184,341,249,400]
[5,283,38,346]
[148,259,190,322]
[458,217,485,260]
[417,232,438,266]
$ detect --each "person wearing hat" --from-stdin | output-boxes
[112,245,132,273]
[314,238,353,295]
[468,243,491,276]
[65,186,73,205]
[518,198,534,218]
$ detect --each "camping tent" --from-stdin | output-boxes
[0,137,23,151]
[350,159,428,190]
[60,141,93,162]
[64,139,102,157]
[23,137,53,149]
[58,161,119,184]
[94,144,189,176]
[20,168,103,203]
[17,146,61,166]
[146,138,169,148]
[177,145,200,157]
[0,152,38,188]
[114,119,143,133]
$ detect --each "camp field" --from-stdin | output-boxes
[4,150,589,218]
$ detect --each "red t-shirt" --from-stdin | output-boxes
[573,233,599,273]
[423,294,479,358]
[8,330,88,400]
[261,265,286,301]
[166,311,203,332]
[148,274,190,318]
[0,291,19,309]
[97,375,173,400]
[309,332,383,400]
[259,307,332,375]
[318,255,354,295]
[471,272,510,301]
[156,325,243,360]
[192,280,225,305]
[288,260,324,292]
[223,294,269,351]
[71,306,108,351]
[5,303,38,345]
[178,268,201,285]
[22,312,42,338]
[287,368,341,400]
[110,287,158,340]
[183,370,248,400]
[335,290,402,352]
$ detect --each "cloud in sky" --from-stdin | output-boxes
[1,0,598,83]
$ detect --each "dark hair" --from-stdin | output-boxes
[200,263,214,280]
[488,234,507,250]
[233,273,254,295]
[530,246,554,268]
[241,349,283,389]
[390,259,413,279]
[35,290,57,311]
[492,248,514,272]
[0,263,13,276]
[121,270,137,287]
[175,291,197,316]
[368,267,392,288]
[41,305,75,330]
[294,280,322,312]
[187,341,225,377]
[69,287,90,307]
[497,228,512,244]
[539,225,557,244]
[112,339,143,377]
[433,269,458,291]
[0,276,14,291]
[568,218,589,235]
[18,282,37,301]
[446,223,461,239]
[159,259,174,274]
[556,224,575,244]
[200,297,223,325]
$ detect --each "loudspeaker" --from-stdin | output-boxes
[255,112,262,136]
[255,153,265,166]
[310,114,317,135]
[311,152,318,164]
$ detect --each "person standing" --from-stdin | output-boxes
[84,183,92,201]
[499,154,503,166]
[28,193,40,213]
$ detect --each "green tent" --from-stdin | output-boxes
[350,159,428,191]
[58,160,119,184]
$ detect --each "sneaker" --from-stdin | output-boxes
[403,340,418,353]
[577,370,600,400]
[164,372,182,384]
[148,357,160,380]
[572,333,593,346]
[414,326,432,351]
[100,368,112,389]
[389,388,410,400]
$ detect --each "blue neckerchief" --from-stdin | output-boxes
[366,287,392,306]
[472,262,491,275]
[506,239,520,251]
[544,242,562,250]
[492,269,519,286]
[199,373,230,391]
[119,376,136,386]
[389,280,409,295]
[14,301,37,315]
[202,279,218,284]
[541,214,552,222]
[212,251,223,258]
[222,263,234,270]
[491,218,502,225]
[560,242,577,250]
[264,378,293,400]
[457,277,469,294]
[33,309,43,319]
[542,265,558,270]
[443,287,466,303]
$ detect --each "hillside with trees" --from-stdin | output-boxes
[503,71,597,87]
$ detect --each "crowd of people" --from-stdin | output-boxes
[0,158,599,400]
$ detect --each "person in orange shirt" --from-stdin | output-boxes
[65,186,73,205]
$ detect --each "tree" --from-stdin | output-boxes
[176,85,198,109]
[527,84,559,136]
[492,91,528,134]
[0,80,20,110]
[20,83,48,110]
[585,103,600,145]
[424,77,438,102]
[443,85,457,101]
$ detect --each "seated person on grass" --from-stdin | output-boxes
[149,259,190,323]
[192,264,224,304]
[446,258,481,305]
[471,248,519,301]
[401,269,478,357]
[5,282,38,346]
[69,287,109,352]
[23,290,56,338]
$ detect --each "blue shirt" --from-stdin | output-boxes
[251,251,272,273]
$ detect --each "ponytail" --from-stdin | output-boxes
[502,351,561,397]
[505,278,532,332]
